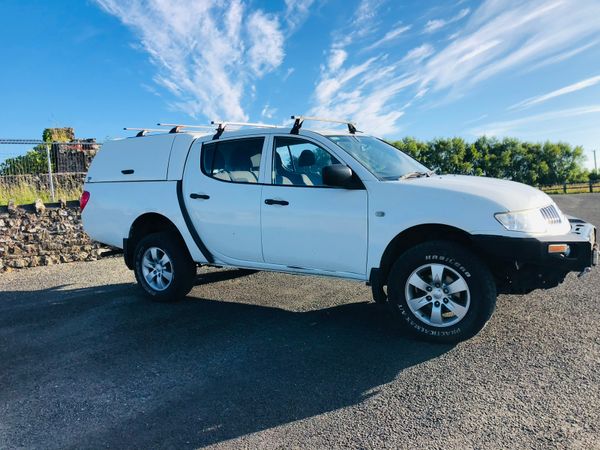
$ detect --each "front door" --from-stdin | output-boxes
[182,136,266,264]
[261,136,368,276]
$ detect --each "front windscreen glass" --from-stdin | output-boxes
[327,135,430,180]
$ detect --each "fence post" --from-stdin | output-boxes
[591,181,594,193]
[45,143,55,202]
[563,183,567,194]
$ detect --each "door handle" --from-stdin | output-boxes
[190,193,210,200]
[264,199,289,206]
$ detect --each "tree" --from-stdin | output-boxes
[0,147,48,175]
[389,136,591,186]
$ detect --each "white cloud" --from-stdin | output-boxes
[524,41,598,74]
[424,8,470,34]
[510,75,600,110]
[470,105,600,136]
[284,0,316,32]
[282,67,295,81]
[363,25,411,52]
[328,49,348,72]
[402,44,435,63]
[94,0,299,121]
[247,11,285,76]
[418,0,600,96]
[261,104,277,119]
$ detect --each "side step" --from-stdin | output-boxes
[100,248,124,258]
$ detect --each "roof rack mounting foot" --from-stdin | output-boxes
[290,116,303,134]
[212,122,226,140]
[123,127,165,137]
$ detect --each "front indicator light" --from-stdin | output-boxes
[548,244,570,256]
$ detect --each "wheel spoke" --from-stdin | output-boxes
[447,277,468,295]
[159,253,170,265]
[150,247,159,263]
[408,295,430,310]
[408,272,431,292]
[445,299,468,318]
[142,258,154,270]
[430,264,445,284]
[162,270,173,282]
[430,303,443,325]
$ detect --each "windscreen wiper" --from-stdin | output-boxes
[399,171,433,180]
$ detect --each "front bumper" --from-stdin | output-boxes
[472,218,597,293]
[473,218,597,271]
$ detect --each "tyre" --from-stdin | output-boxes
[387,240,496,343]
[133,231,196,302]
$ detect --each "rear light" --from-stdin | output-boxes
[80,191,90,212]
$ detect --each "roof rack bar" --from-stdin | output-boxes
[290,115,358,134]
[207,120,278,140]
[157,123,215,134]
[124,127,166,137]
[210,120,278,129]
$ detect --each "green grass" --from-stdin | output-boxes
[0,184,81,206]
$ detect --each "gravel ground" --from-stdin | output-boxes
[0,194,598,449]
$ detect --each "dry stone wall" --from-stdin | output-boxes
[0,200,107,272]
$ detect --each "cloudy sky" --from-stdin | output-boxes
[1,0,599,168]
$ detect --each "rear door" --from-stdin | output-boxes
[182,136,267,264]
[260,135,368,276]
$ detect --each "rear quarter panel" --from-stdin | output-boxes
[81,180,207,263]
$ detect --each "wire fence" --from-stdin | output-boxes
[539,181,600,195]
[0,139,100,206]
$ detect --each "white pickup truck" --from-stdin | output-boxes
[81,117,598,343]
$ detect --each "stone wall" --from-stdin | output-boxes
[0,200,107,272]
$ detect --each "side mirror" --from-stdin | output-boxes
[322,165,362,189]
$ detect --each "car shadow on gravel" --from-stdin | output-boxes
[0,277,452,449]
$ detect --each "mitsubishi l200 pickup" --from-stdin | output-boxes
[81,117,598,343]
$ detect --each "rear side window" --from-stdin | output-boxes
[201,137,264,184]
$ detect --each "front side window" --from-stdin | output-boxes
[201,137,264,184]
[272,137,340,187]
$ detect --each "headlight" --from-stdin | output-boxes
[495,209,548,233]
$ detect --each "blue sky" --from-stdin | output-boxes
[1,0,599,169]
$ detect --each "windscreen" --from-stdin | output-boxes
[328,135,430,180]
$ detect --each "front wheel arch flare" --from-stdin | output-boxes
[378,224,474,285]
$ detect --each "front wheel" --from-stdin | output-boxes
[133,231,196,302]
[387,240,496,343]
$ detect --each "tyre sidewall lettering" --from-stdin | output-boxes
[424,254,471,278]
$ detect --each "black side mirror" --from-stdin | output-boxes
[322,165,363,189]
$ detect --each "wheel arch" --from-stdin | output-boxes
[377,224,475,285]
[125,213,191,269]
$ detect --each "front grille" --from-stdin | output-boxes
[540,204,562,224]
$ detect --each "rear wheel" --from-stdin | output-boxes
[133,231,196,302]
[387,240,496,343]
